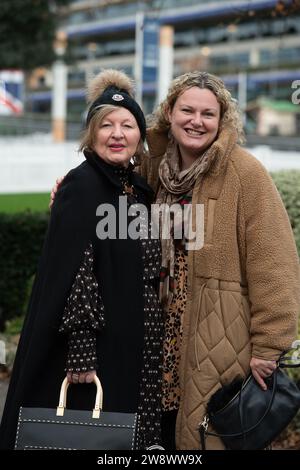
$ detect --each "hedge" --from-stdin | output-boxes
[0,170,299,331]
[271,171,300,256]
[0,211,49,331]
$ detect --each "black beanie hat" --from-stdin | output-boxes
[86,85,146,141]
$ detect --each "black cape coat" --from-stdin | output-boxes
[0,153,155,449]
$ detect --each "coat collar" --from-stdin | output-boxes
[146,125,238,177]
[84,150,154,200]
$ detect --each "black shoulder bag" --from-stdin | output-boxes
[199,349,300,450]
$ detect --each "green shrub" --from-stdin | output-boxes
[286,321,300,433]
[271,171,300,432]
[0,211,49,331]
[271,171,300,257]
[4,315,25,336]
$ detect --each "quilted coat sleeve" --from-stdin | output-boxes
[237,153,300,360]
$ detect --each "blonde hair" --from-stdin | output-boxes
[79,104,145,164]
[151,71,245,143]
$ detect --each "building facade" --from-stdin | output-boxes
[27,0,300,130]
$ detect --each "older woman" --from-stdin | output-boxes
[0,70,164,450]
[140,71,300,449]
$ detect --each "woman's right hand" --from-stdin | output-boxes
[250,357,277,391]
[67,370,97,384]
[49,176,65,208]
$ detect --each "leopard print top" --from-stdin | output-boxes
[162,247,188,411]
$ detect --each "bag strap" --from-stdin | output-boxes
[56,375,102,419]
[199,348,300,449]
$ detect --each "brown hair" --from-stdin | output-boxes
[151,71,245,143]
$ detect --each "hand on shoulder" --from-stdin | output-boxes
[49,176,65,209]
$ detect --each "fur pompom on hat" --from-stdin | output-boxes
[87,69,134,103]
[86,69,146,141]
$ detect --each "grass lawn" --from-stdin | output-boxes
[0,193,50,213]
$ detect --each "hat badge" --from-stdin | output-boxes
[112,94,124,102]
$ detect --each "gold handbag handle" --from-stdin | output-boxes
[56,375,102,419]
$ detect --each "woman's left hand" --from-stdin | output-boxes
[67,370,97,384]
[250,357,277,391]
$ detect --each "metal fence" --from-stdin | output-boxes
[1,114,300,150]
[0,114,82,141]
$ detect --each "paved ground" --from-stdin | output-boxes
[0,379,9,424]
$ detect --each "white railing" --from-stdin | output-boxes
[0,135,84,194]
[0,135,300,194]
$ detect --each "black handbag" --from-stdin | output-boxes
[199,349,300,450]
[15,375,138,450]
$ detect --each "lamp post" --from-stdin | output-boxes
[238,72,247,127]
[52,30,67,142]
[86,42,97,84]
[158,25,174,103]
[134,12,144,106]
